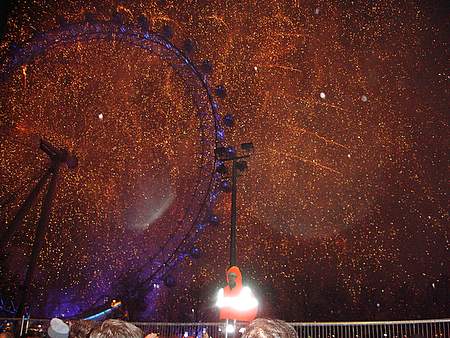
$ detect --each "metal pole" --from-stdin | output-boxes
[18,314,26,338]
[225,319,229,338]
[16,163,60,317]
[230,159,237,267]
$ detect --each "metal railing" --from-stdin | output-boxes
[0,317,448,338]
[289,319,450,338]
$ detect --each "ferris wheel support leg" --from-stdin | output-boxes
[0,168,52,249]
[16,164,60,317]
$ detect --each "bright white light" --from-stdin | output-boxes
[314,8,320,15]
[361,95,368,102]
[98,113,103,120]
[216,287,258,311]
[216,289,225,308]
[254,66,258,71]
[320,92,326,99]
[226,324,235,333]
[239,328,246,334]
[238,287,259,310]
[184,332,189,337]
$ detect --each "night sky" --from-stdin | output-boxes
[0,0,448,322]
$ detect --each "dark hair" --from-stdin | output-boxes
[88,319,143,338]
[242,318,298,338]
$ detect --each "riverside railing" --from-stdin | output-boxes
[289,319,449,338]
[0,317,448,338]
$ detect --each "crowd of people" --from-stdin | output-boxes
[0,318,298,338]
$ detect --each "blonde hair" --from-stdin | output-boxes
[89,319,143,338]
[242,318,298,338]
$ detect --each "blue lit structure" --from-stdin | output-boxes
[0,14,232,318]
[83,301,123,321]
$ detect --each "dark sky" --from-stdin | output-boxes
[0,0,448,321]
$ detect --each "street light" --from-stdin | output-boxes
[214,142,253,267]
[214,146,258,333]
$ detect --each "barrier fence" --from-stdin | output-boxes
[0,317,448,338]
[290,320,449,338]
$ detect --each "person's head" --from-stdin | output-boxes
[48,318,69,338]
[69,320,98,338]
[226,266,242,290]
[89,319,143,338]
[228,272,237,288]
[144,334,158,338]
[242,318,298,338]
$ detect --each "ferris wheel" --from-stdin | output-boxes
[0,11,230,318]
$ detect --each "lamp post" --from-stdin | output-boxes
[215,144,258,336]
[214,142,253,267]
[230,159,237,266]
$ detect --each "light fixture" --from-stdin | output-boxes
[215,147,228,158]
[235,160,247,172]
[240,142,254,152]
